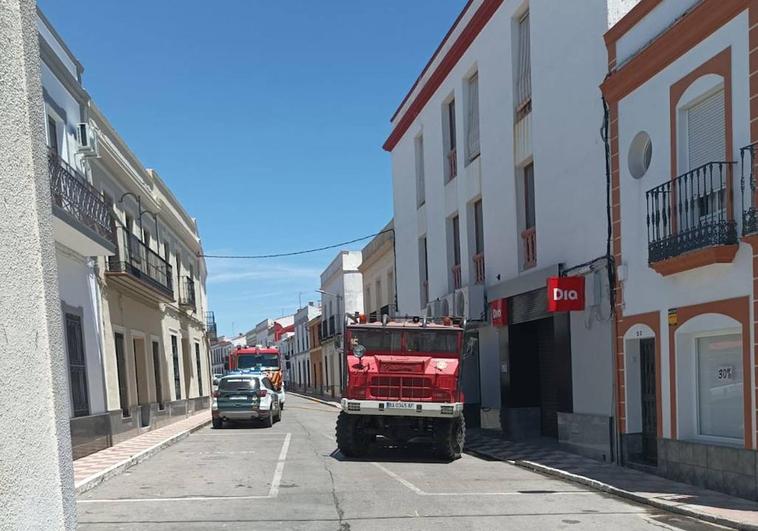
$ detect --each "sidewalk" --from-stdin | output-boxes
[465,429,758,530]
[73,409,210,495]
[289,390,341,408]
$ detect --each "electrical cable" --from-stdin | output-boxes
[199,228,395,259]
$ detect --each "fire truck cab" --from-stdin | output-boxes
[336,316,467,460]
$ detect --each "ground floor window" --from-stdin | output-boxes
[171,335,181,400]
[195,343,203,396]
[65,313,89,417]
[114,332,129,417]
[697,334,743,439]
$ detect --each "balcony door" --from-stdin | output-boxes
[685,89,726,224]
[65,313,89,417]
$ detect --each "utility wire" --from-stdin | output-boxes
[200,228,394,259]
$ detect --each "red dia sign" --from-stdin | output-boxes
[547,276,585,312]
[490,299,507,327]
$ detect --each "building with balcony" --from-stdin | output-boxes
[306,315,322,393]
[359,220,396,321]
[38,9,116,457]
[36,9,211,458]
[387,0,633,456]
[319,251,363,397]
[601,0,758,500]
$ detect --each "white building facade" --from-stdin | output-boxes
[37,9,212,458]
[359,221,396,321]
[319,251,363,397]
[291,302,321,388]
[602,0,758,499]
[387,0,636,458]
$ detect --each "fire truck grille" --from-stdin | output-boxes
[369,376,433,400]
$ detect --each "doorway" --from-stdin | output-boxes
[133,337,150,428]
[640,338,657,463]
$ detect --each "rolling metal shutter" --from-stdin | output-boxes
[687,88,725,170]
[509,287,549,325]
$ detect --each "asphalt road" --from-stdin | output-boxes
[77,395,726,530]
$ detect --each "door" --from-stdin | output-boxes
[65,314,89,417]
[639,338,657,464]
[152,341,164,409]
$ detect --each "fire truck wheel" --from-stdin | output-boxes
[336,412,369,458]
[433,416,465,461]
[212,418,223,430]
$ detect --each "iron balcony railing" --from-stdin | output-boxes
[473,252,485,284]
[521,227,536,270]
[646,161,737,263]
[451,264,462,290]
[48,148,115,248]
[205,311,217,341]
[741,143,758,235]
[179,276,196,310]
[108,227,173,297]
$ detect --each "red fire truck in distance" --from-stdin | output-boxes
[336,316,467,460]
[227,346,284,392]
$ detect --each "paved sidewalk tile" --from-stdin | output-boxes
[73,410,210,488]
[465,429,758,530]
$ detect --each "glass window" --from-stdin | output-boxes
[697,334,743,439]
[405,330,459,353]
[237,353,279,369]
[220,377,258,391]
[351,329,401,352]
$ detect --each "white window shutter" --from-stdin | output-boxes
[687,89,725,170]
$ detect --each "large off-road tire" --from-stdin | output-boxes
[212,417,223,430]
[335,412,370,458]
[433,416,465,461]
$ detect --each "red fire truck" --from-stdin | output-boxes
[336,316,469,460]
[227,346,283,392]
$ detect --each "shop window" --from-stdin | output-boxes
[696,334,743,439]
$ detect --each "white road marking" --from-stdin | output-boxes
[78,433,292,505]
[371,462,593,497]
[268,432,292,498]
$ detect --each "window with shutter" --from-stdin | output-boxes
[66,314,90,417]
[686,89,726,223]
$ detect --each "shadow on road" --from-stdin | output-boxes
[328,442,456,464]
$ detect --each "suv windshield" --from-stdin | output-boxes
[219,377,259,391]
[237,354,278,369]
[405,330,459,353]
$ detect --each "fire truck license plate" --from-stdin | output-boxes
[385,402,415,409]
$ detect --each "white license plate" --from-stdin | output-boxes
[385,402,416,409]
[229,396,248,400]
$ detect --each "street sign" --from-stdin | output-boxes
[547,276,585,312]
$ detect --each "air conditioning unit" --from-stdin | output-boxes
[454,285,486,320]
[76,122,99,157]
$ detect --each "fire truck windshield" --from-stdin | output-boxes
[350,328,460,354]
[405,330,459,353]
[237,353,279,369]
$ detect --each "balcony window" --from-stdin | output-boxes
[419,236,429,306]
[450,215,461,289]
[465,73,480,163]
[521,163,536,269]
[515,11,532,120]
[180,276,197,310]
[444,98,457,181]
[415,135,425,207]
[472,199,485,284]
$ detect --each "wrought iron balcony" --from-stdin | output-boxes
[521,227,536,270]
[473,253,485,284]
[741,143,758,235]
[451,264,462,290]
[646,161,737,264]
[179,276,196,310]
[205,311,217,341]
[48,149,116,254]
[107,227,173,300]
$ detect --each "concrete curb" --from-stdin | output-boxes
[75,418,211,496]
[289,392,341,409]
[465,444,752,531]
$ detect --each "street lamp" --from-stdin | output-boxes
[118,192,160,242]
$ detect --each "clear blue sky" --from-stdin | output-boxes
[38,0,465,337]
